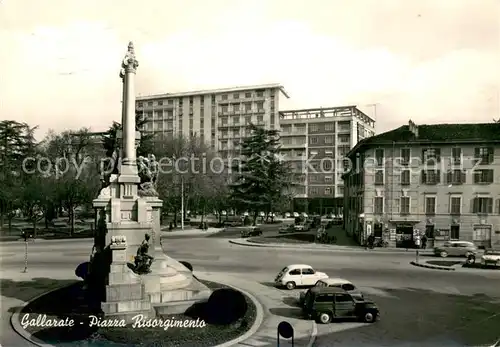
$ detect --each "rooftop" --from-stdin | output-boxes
[137,83,290,100]
[279,106,374,123]
[346,121,500,158]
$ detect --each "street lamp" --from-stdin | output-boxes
[172,155,185,231]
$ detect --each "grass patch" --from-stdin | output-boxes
[22,280,257,347]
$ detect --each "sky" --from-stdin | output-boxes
[1,0,499,139]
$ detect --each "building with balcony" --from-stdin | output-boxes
[279,106,375,215]
[342,120,500,249]
[135,84,289,156]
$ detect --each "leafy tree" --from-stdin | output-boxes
[102,110,154,163]
[230,124,294,225]
[0,120,38,232]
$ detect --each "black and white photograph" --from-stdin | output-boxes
[1,1,499,346]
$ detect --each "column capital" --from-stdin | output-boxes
[120,41,139,79]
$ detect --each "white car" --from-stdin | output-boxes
[274,264,329,290]
[481,249,500,267]
[299,278,364,305]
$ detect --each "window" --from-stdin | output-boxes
[221,105,228,113]
[245,92,252,98]
[147,101,153,106]
[451,147,462,165]
[324,136,333,144]
[446,169,466,184]
[473,227,491,241]
[336,294,353,303]
[233,93,239,99]
[421,170,441,184]
[301,268,315,275]
[401,148,410,165]
[244,102,252,111]
[245,116,252,125]
[221,94,228,100]
[257,115,264,123]
[450,196,462,215]
[256,90,264,97]
[400,196,410,215]
[289,269,300,275]
[325,123,334,131]
[341,284,355,291]
[310,137,318,144]
[322,160,333,172]
[256,101,264,110]
[310,187,319,195]
[221,117,228,125]
[316,294,335,303]
[325,150,333,157]
[310,124,319,132]
[473,169,494,184]
[401,169,410,185]
[425,196,436,215]
[475,147,494,165]
[168,99,174,105]
[325,176,333,183]
[339,135,350,143]
[425,224,435,239]
[375,149,384,167]
[234,104,240,112]
[324,187,332,195]
[137,102,143,107]
[422,148,441,163]
[374,197,383,214]
[374,170,384,185]
[472,197,493,214]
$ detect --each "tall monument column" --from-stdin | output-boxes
[118,42,141,197]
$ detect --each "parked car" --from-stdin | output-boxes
[274,264,329,290]
[240,226,262,237]
[481,249,500,267]
[299,278,364,306]
[294,222,311,232]
[434,241,478,258]
[279,224,295,234]
[301,286,379,324]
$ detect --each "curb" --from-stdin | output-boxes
[195,273,265,347]
[10,277,265,347]
[229,239,420,254]
[307,319,318,347]
[11,281,80,347]
[409,261,456,271]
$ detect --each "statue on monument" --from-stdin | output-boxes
[132,233,154,274]
[137,154,159,197]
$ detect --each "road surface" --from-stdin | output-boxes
[1,236,500,346]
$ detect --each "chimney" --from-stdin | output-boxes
[408,120,419,138]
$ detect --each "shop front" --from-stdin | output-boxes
[389,219,420,248]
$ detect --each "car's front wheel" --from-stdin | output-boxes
[440,251,448,258]
[317,312,332,324]
[285,281,296,290]
[363,311,377,323]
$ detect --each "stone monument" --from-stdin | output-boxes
[91,42,211,322]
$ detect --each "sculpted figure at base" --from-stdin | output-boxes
[137,155,159,197]
[133,233,154,274]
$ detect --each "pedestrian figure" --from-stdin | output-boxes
[421,235,427,249]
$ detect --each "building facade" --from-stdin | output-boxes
[135,84,289,155]
[279,106,375,215]
[343,120,500,249]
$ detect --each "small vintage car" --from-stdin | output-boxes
[299,278,364,306]
[278,224,295,234]
[274,264,329,290]
[302,286,379,324]
[481,249,500,268]
[240,226,262,238]
[434,241,478,258]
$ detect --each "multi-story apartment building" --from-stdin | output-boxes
[343,120,500,249]
[135,84,289,155]
[279,106,375,215]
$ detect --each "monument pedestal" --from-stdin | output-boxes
[92,178,211,322]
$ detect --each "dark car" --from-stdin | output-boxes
[302,286,379,324]
[240,226,262,237]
